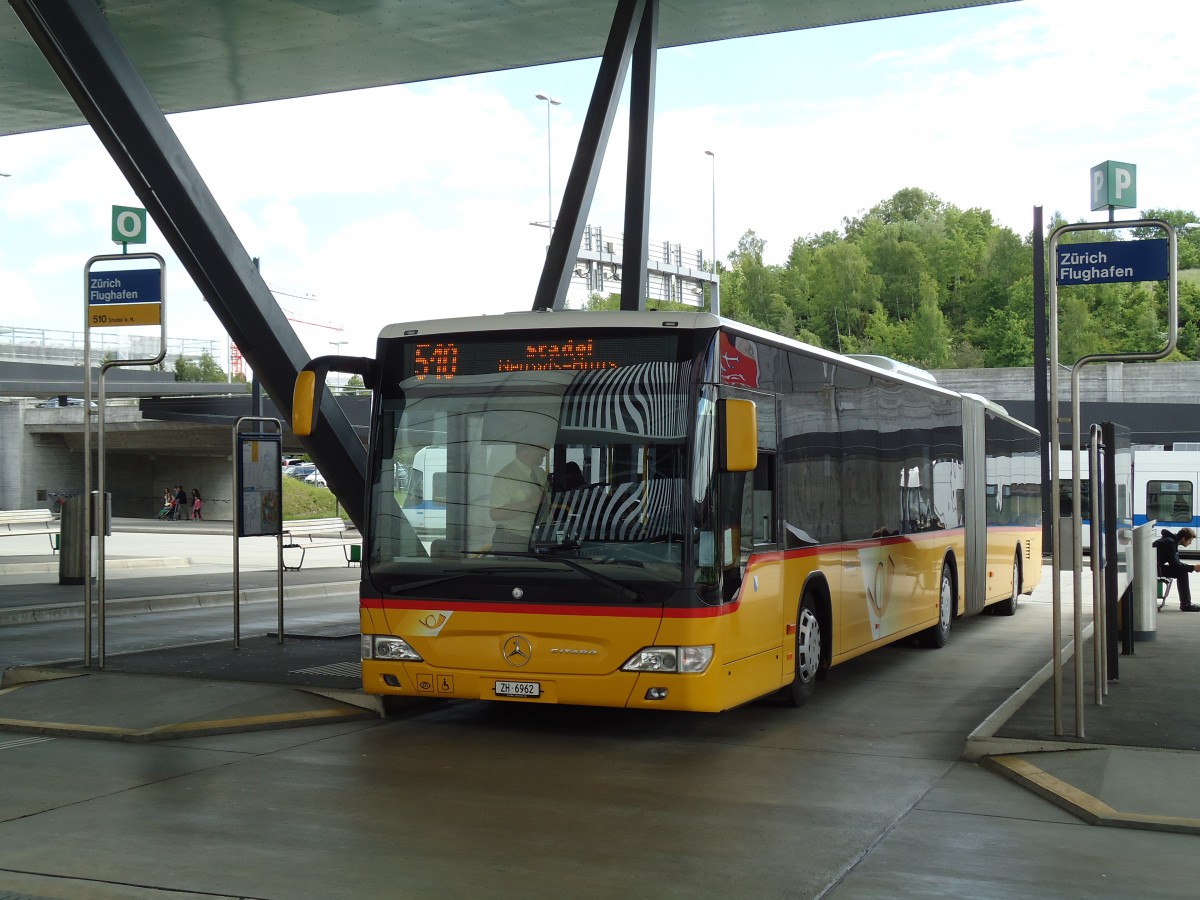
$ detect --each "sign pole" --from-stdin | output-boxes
[83,251,166,667]
[232,418,284,648]
[1048,218,1177,736]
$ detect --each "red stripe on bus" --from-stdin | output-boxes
[360,596,739,618]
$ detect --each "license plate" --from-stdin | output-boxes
[495,680,541,698]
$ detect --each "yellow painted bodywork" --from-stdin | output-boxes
[361,525,1040,712]
[984,527,1044,603]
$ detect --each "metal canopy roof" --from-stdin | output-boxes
[2,0,1009,137]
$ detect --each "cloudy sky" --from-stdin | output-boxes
[1,0,1197,366]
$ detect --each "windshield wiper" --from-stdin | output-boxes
[531,540,646,568]
[392,567,542,594]
[487,551,642,601]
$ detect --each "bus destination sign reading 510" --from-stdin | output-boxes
[411,338,625,381]
[88,267,163,327]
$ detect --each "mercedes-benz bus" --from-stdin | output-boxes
[294,311,1042,712]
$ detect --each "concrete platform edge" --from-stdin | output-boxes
[0,665,380,742]
[963,617,1200,834]
[982,753,1200,835]
[962,621,1092,761]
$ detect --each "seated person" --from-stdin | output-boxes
[558,461,585,492]
[1155,527,1199,612]
[490,443,547,551]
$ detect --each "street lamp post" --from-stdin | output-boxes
[705,150,718,315]
[536,92,561,234]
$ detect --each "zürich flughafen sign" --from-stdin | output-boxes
[1057,239,1169,286]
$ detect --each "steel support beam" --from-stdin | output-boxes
[532,0,646,311]
[620,0,658,311]
[11,0,366,527]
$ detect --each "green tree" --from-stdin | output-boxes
[663,191,1200,369]
[720,230,781,329]
[808,241,882,353]
[1058,294,1103,363]
[978,308,1033,367]
[843,187,945,237]
[174,351,227,382]
[904,278,953,368]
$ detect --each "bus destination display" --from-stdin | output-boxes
[406,334,678,382]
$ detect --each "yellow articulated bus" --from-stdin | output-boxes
[294,311,1042,712]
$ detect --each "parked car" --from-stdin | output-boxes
[285,463,316,481]
[37,398,97,408]
[304,469,327,487]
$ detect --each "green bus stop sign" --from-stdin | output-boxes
[111,205,148,244]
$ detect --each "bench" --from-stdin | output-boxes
[281,517,360,570]
[0,509,61,552]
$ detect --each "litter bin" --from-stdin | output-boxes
[58,492,110,585]
[1132,523,1158,640]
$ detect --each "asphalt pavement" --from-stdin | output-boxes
[1,520,1198,835]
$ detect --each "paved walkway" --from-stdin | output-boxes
[0,516,359,625]
[2,522,1198,834]
[963,567,1200,833]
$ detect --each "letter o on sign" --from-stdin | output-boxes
[111,205,148,244]
[115,211,141,238]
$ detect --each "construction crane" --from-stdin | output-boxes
[229,285,342,379]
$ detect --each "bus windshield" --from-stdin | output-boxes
[366,336,697,600]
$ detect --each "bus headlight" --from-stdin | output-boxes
[621,645,713,674]
[363,635,423,661]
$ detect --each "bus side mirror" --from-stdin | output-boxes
[293,369,319,436]
[292,354,377,437]
[721,398,757,472]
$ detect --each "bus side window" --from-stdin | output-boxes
[1148,480,1194,523]
[722,454,776,602]
[745,454,776,549]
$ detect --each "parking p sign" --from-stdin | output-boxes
[112,205,147,244]
[1090,161,1137,212]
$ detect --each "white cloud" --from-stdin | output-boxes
[2,0,1197,357]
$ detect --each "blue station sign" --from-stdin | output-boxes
[1056,239,1169,286]
[87,266,163,326]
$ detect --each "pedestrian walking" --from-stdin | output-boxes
[191,488,204,520]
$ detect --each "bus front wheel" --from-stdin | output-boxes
[786,594,822,707]
[918,561,954,648]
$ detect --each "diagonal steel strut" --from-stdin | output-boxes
[12,0,366,527]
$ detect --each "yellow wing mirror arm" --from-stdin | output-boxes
[293,354,376,437]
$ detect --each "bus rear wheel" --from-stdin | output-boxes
[786,594,822,707]
[918,561,953,648]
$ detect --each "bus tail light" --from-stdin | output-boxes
[621,645,713,674]
[363,634,423,662]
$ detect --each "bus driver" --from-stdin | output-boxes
[490,443,548,551]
